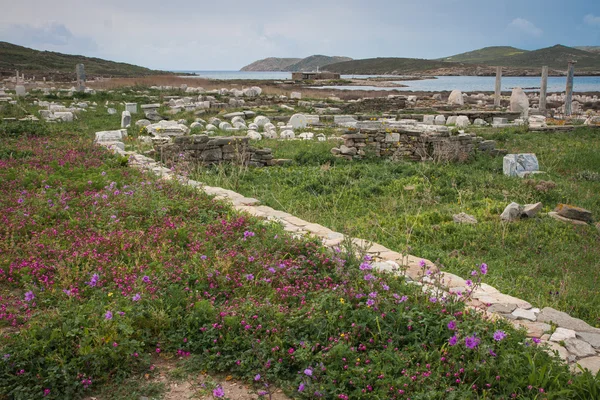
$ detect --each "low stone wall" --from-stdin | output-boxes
[155,134,281,167]
[332,128,500,162]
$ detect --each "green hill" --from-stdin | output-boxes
[0,41,170,79]
[324,57,454,75]
[576,46,600,54]
[284,55,353,72]
[481,45,600,71]
[440,46,528,63]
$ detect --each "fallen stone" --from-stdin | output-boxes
[576,331,600,348]
[555,204,592,223]
[522,202,543,218]
[500,202,522,222]
[455,115,470,128]
[510,87,529,116]
[452,212,477,224]
[503,153,539,177]
[512,308,537,321]
[448,90,464,106]
[548,212,589,226]
[289,113,308,129]
[487,304,517,314]
[573,356,600,375]
[543,341,570,360]
[121,110,131,128]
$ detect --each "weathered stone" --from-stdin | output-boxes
[550,327,577,342]
[339,145,357,156]
[289,113,308,129]
[500,202,522,222]
[15,85,26,97]
[434,115,446,125]
[543,341,570,360]
[254,116,270,127]
[503,153,539,177]
[555,204,592,223]
[136,119,151,128]
[107,108,117,115]
[538,307,600,333]
[487,303,517,314]
[448,90,464,106]
[512,308,537,321]
[576,331,600,348]
[548,212,589,226]
[446,116,458,125]
[247,131,262,140]
[125,103,137,114]
[455,115,470,128]
[423,115,435,124]
[121,111,131,128]
[510,87,529,116]
[511,320,551,337]
[452,212,477,224]
[280,130,295,139]
[564,338,596,358]
[574,356,600,375]
[522,202,543,218]
[95,129,126,143]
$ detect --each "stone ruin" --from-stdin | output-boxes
[154,135,289,168]
[332,125,501,162]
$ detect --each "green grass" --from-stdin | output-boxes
[192,128,600,326]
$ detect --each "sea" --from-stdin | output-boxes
[177,71,600,93]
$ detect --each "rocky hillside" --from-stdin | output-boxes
[576,46,600,54]
[240,55,352,72]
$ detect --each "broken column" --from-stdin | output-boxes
[539,66,548,113]
[494,66,502,107]
[565,61,576,116]
[76,64,86,92]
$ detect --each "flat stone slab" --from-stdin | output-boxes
[573,356,600,375]
[538,307,600,333]
[512,308,538,321]
[543,341,569,360]
[511,320,551,337]
[550,327,577,342]
[576,331,600,348]
[548,212,589,226]
[564,338,596,358]
[488,303,517,314]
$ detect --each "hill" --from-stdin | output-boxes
[324,57,454,75]
[240,57,301,71]
[575,46,600,54]
[479,45,600,71]
[440,46,528,63]
[0,41,170,79]
[240,55,352,72]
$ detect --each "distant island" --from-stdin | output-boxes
[240,55,352,72]
[242,45,600,76]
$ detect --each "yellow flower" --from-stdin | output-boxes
[339,298,345,304]
[108,292,113,297]
[340,333,345,338]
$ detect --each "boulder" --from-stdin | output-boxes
[135,119,151,128]
[555,204,592,223]
[503,154,539,177]
[288,113,308,129]
[500,202,523,222]
[448,90,464,106]
[446,116,458,125]
[522,202,543,218]
[280,130,295,139]
[107,108,117,115]
[254,116,270,127]
[432,94,442,101]
[218,122,232,130]
[339,145,357,156]
[473,118,487,126]
[510,88,529,116]
[298,132,314,140]
[423,115,435,124]
[247,131,262,140]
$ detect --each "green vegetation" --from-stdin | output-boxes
[325,57,453,75]
[0,41,170,78]
[439,46,528,63]
[240,55,353,72]
[193,128,600,326]
[478,45,600,72]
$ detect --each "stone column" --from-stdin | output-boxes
[494,66,502,107]
[539,66,548,113]
[76,64,86,92]
[15,70,19,84]
[565,61,575,116]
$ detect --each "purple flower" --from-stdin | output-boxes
[465,279,473,287]
[363,274,374,281]
[532,337,541,344]
[243,230,255,239]
[359,262,372,271]
[248,256,255,262]
[63,289,72,296]
[448,335,458,346]
[105,311,113,320]
[465,335,480,349]
[364,255,372,261]
[368,292,377,299]
[480,263,488,275]
[366,299,375,306]
[24,291,35,302]
[489,349,497,357]
[87,273,99,287]
[254,374,261,381]
[447,320,457,330]
[298,383,305,392]
[213,386,225,398]
[268,267,276,273]
[429,297,437,303]
[17,198,24,204]
[419,260,426,268]
[471,270,478,276]
[304,368,313,376]
[381,284,390,291]
[246,274,254,281]
[132,293,141,302]
[493,330,507,341]
[142,275,150,283]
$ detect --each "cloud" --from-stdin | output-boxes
[0,22,98,54]
[584,14,600,27]
[507,18,543,37]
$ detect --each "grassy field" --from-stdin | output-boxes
[192,127,600,326]
[1,92,600,398]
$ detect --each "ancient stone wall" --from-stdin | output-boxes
[155,135,280,167]
[333,128,499,162]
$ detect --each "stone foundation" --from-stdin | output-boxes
[333,127,500,162]
[155,134,283,167]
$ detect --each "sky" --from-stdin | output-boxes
[0,0,599,71]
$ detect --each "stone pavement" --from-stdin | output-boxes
[100,141,600,375]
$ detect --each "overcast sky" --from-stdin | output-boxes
[1,0,599,71]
